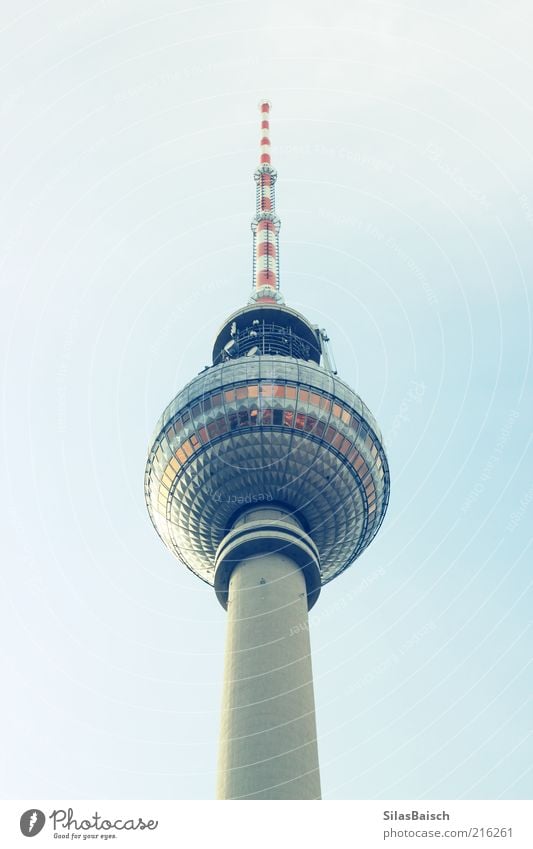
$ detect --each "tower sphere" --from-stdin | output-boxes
[146,309,390,607]
[145,101,390,607]
[145,335,389,603]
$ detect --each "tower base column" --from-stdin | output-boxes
[214,507,321,800]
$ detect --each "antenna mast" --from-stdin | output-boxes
[250,100,282,304]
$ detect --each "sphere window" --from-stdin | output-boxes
[332,432,343,449]
[215,416,227,435]
[340,438,351,456]
[348,447,359,464]
[325,425,336,443]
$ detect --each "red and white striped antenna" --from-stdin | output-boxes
[250,100,283,304]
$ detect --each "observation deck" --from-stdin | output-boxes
[212,302,322,365]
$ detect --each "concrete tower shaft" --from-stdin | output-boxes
[216,506,321,799]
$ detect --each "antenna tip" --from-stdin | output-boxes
[258,99,272,112]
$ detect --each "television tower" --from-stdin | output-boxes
[145,102,390,799]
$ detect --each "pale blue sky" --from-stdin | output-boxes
[1,0,531,800]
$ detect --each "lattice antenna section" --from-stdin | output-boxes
[250,100,282,304]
